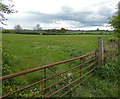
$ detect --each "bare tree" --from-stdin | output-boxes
[14,24,22,33]
[34,24,42,35]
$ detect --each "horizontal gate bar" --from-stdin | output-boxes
[29,62,96,97]
[60,73,94,97]
[1,52,95,81]
[1,58,96,98]
[47,67,96,97]
[48,67,74,87]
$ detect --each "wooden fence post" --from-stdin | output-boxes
[98,37,104,65]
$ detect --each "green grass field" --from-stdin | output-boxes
[2,34,118,97]
[2,34,111,71]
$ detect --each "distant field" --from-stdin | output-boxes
[2,34,112,71]
[65,31,113,35]
[2,29,113,35]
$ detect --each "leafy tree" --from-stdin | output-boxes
[97,28,99,31]
[14,25,22,33]
[108,1,120,38]
[60,28,66,33]
[2,29,10,33]
[33,24,42,35]
[0,0,16,25]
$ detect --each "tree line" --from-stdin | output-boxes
[2,24,67,35]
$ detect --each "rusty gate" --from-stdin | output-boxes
[1,52,97,98]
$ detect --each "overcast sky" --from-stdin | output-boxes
[1,0,120,30]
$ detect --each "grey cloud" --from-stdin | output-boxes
[97,6,113,17]
[26,5,112,27]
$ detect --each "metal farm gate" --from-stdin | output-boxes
[1,52,97,98]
